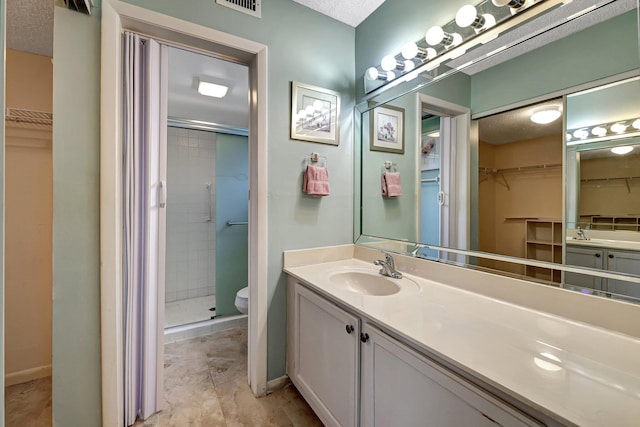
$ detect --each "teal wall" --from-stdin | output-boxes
[0,0,6,419]
[471,11,640,115]
[52,3,103,425]
[215,134,248,317]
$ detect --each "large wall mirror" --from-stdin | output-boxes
[355,0,640,302]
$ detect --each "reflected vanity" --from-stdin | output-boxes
[355,0,640,303]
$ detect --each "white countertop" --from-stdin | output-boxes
[285,258,640,427]
[566,229,640,251]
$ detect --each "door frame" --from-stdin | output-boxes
[100,1,269,425]
[415,93,470,254]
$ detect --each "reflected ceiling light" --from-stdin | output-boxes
[530,108,561,124]
[425,26,462,48]
[197,79,229,98]
[610,123,628,134]
[427,131,440,138]
[591,126,607,137]
[456,5,496,32]
[365,67,395,81]
[573,128,589,139]
[401,42,437,61]
[611,146,634,155]
[565,133,572,141]
[533,353,563,372]
[632,119,640,130]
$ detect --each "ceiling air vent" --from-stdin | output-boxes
[216,0,261,18]
[63,0,94,15]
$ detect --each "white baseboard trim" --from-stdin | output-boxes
[266,375,290,394]
[6,364,52,386]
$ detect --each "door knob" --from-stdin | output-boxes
[595,253,601,258]
[608,254,614,259]
[360,333,370,343]
[345,325,354,334]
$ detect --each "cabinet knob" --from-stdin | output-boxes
[360,332,370,343]
[595,253,601,258]
[608,254,614,259]
[345,325,354,334]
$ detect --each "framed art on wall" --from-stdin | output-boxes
[370,105,404,154]
[290,81,340,145]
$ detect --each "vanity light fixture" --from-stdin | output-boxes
[530,108,561,124]
[492,0,526,11]
[611,146,634,155]
[591,126,607,137]
[425,26,463,48]
[632,119,640,130]
[197,78,229,98]
[365,67,395,81]
[456,5,497,32]
[610,123,628,134]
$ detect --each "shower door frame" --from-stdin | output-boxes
[100,1,269,425]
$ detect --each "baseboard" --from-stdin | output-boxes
[266,375,290,394]
[5,364,52,387]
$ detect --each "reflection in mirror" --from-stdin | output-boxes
[477,98,563,283]
[356,1,640,302]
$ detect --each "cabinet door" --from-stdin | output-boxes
[565,245,604,290]
[291,283,359,427]
[606,250,640,299]
[360,324,542,427]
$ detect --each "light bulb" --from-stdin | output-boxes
[386,71,396,81]
[305,105,315,116]
[381,55,400,72]
[530,109,561,124]
[401,42,419,60]
[566,133,572,141]
[297,109,307,120]
[481,14,497,30]
[403,60,415,72]
[313,100,324,112]
[632,119,640,130]
[611,146,634,155]
[610,123,628,134]
[425,26,447,46]
[492,0,525,8]
[573,129,588,139]
[456,5,479,28]
[365,67,380,80]
[591,126,607,137]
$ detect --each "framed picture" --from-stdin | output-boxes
[290,81,340,145]
[370,105,404,154]
[421,131,440,171]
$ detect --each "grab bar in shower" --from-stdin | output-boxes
[206,183,212,222]
[227,221,248,226]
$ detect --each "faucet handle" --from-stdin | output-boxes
[385,253,395,268]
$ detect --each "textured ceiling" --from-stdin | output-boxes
[479,98,563,145]
[7,0,54,57]
[290,0,386,27]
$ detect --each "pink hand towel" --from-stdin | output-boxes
[382,172,402,197]
[303,165,330,197]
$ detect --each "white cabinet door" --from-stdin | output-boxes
[290,283,360,427]
[606,250,640,299]
[360,324,543,427]
[565,245,604,290]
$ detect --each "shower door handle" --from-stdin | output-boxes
[159,181,167,208]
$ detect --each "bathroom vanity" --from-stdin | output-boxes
[284,245,640,427]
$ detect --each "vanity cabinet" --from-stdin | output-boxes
[288,279,544,427]
[566,245,640,298]
[288,282,360,427]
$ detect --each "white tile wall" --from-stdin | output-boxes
[165,127,217,302]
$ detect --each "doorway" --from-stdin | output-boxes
[101,3,269,425]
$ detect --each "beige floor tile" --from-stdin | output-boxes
[5,377,52,427]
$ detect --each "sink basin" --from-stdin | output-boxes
[328,271,401,296]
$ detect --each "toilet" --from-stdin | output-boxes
[235,286,249,314]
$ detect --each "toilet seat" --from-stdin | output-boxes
[235,286,249,314]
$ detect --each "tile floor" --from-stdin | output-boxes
[5,327,320,427]
[165,295,217,328]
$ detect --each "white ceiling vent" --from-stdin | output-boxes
[216,0,261,18]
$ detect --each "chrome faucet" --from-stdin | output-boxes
[373,253,403,279]
[575,226,590,241]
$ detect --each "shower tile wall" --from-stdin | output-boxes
[165,127,216,303]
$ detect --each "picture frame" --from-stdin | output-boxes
[370,105,404,154]
[421,130,440,171]
[290,81,340,145]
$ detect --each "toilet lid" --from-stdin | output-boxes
[237,286,249,299]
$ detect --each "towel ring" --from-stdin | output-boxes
[382,161,398,173]
[307,152,327,168]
